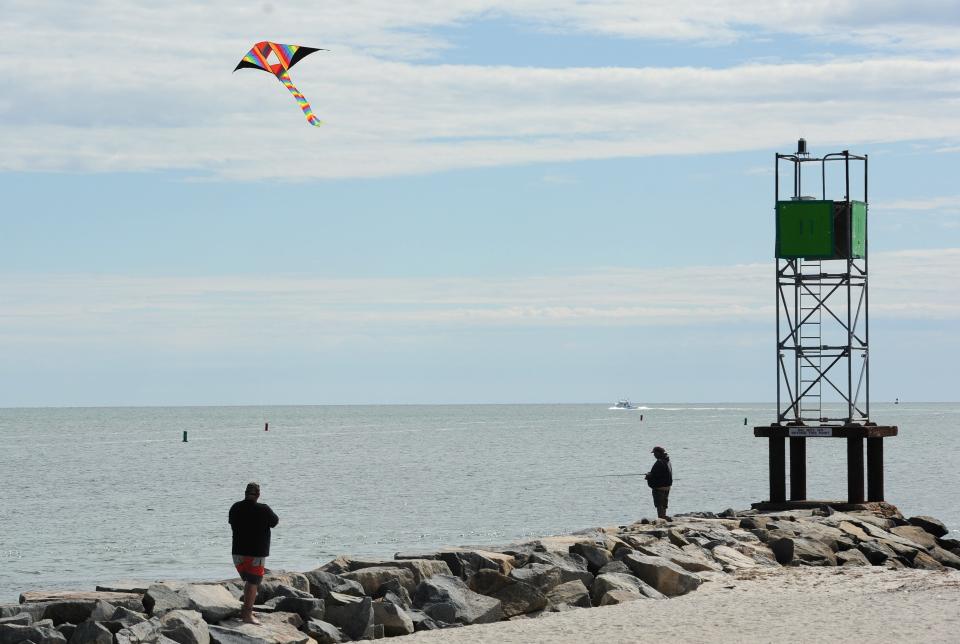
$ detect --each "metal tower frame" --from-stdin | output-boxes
[775,146,869,427]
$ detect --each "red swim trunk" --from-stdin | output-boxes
[232,555,266,584]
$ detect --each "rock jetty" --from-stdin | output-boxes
[1,503,956,643]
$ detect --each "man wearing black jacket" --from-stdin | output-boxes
[645,446,673,520]
[229,482,279,624]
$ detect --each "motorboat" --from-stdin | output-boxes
[610,400,638,410]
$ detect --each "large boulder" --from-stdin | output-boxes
[910,551,945,570]
[711,545,760,570]
[836,521,871,543]
[301,571,364,600]
[323,593,372,641]
[568,544,612,574]
[527,552,593,587]
[209,613,308,644]
[0,622,67,644]
[509,564,563,593]
[160,610,209,644]
[589,573,663,606]
[269,597,323,622]
[346,559,453,585]
[434,550,515,579]
[859,540,895,566]
[545,580,592,610]
[928,546,960,570]
[114,618,162,644]
[599,590,643,606]
[837,548,871,566]
[621,554,702,597]
[19,592,145,626]
[260,573,310,596]
[468,569,547,618]
[104,606,149,634]
[301,619,342,643]
[256,584,312,605]
[143,584,192,617]
[791,538,837,566]
[908,516,949,538]
[635,541,722,573]
[69,621,113,644]
[341,566,417,595]
[180,585,241,624]
[371,600,414,637]
[889,525,938,550]
[412,575,503,626]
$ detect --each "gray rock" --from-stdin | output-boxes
[209,613,307,644]
[567,544,612,574]
[0,607,22,620]
[928,546,960,570]
[589,573,664,606]
[0,623,67,644]
[910,551,945,570]
[96,582,152,594]
[890,525,938,550]
[435,551,508,580]
[508,564,563,593]
[160,610,209,644]
[269,597,323,622]
[115,618,162,644]
[341,566,417,596]
[769,537,794,565]
[468,569,547,618]
[104,606,149,634]
[527,552,593,587]
[362,623,384,639]
[302,619,342,644]
[621,554,702,597]
[68,621,112,644]
[412,575,503,626]
[545,580,592,610]
[87,600,117,623]
[907,516,949,538]
[407,609,442,632]
[301,571,364,601]
[260,573,310,596]
[372,600,414,637]
[323,593,373,641]
[597,560,632,575]
[19,592,144,627]
[180,585,241,624]
[635,541,723,573]
[837,548,871,566]
[859,540,895,565]
[376,578,412,610]
[667,529,691,548]
[256,583,312,605]
[144,584,191,617]
[347,559,453,586]
[710,545,760,570]
[792,538,837,566]
[0,614,31,626]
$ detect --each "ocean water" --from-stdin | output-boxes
[0,403,957,602]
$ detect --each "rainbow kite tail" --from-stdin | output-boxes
[277,71,323,127]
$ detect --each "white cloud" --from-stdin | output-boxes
[1,249,957,353]
[2,2,960,178]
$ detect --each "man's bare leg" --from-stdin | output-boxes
[241,582,261,624]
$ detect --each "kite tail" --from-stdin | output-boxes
[277,71,322,127]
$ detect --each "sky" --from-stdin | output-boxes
[2,1,959,406]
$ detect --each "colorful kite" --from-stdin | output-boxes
[234,41,326,126]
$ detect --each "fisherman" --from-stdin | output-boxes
[645,446,673,520]
[229,482,279,624]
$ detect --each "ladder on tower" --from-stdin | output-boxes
[799,259,822,423]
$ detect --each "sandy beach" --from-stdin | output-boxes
[395,566,960,644]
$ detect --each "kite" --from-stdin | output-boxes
[234,41,326,126]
